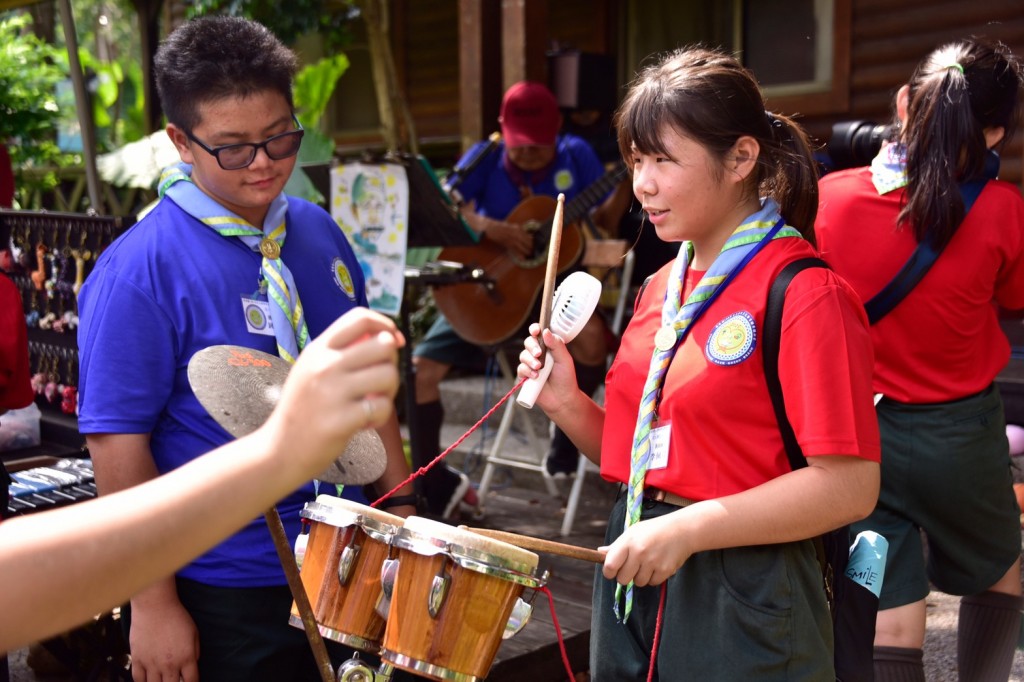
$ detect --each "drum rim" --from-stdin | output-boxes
[400,515,540,568]
[380,647,482,682]
[300,500,361,528]
[300,499,403,541]
[392,525,543,588]
[287,614,382,654]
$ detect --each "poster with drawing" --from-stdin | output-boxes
[330,162,409,316]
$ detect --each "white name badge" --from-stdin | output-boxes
[241,297,275,336]
[648,422,671,470]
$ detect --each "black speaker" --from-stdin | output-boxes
[548,50,617,113]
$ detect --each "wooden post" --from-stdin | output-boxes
[57,0,105,215]
[359,0,419,154]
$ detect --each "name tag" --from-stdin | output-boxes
[241,297,275,336]
[648,421,671,470]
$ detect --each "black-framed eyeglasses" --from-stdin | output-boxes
[186,116,305,170]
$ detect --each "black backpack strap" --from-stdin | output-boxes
[862,152,997,324]
[762,257,830,471]
[634,274,655,314]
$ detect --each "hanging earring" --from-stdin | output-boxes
[30,243,48,291]
[61,352,78,414]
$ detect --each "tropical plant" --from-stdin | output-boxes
[285,54,351,202]
[189,0,358,52]
[0,14,74,171]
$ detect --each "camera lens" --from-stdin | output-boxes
[827,120,893,172]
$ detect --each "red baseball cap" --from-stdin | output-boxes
[499,81,561,148]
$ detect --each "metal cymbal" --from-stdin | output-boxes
[187,345,387,485]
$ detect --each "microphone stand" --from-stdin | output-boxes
[444,132,502,206]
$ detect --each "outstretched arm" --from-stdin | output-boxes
[0,308,404,653]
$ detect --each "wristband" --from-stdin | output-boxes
[378,494,418,509]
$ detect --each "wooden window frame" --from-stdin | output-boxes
[750,0,851,116]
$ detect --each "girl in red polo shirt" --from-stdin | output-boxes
[518,46,881,680]
[817,39,1024,681]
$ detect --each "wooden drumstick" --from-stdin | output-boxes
[460,525,605,564]
[536,193,566,358]
[265,507,335,682]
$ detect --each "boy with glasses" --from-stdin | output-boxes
[77,16,415,682]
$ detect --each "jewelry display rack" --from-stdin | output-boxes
[2,210,134,457]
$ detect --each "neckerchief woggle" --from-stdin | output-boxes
[614,198,802,622]
[159,162,309,364]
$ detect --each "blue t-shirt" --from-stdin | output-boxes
[457,133,608,219]
[78,195,368,586]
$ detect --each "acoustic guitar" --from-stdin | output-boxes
[433,163,627,346]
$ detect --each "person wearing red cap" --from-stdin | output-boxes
[411,80,628,518]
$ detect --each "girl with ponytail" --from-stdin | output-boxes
[517,46,881,679]
[817,38,1024,682]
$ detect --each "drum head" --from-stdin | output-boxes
[188,345,387,485]
[401,516,539,573]
[305,494,405,527]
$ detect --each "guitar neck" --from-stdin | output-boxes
[562,162,627,225]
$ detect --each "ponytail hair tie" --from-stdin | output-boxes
[943,62,964,74]
[765,110,782,128]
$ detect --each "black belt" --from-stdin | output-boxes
[642,487,696,508]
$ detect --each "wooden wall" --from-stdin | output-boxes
[388,0,619,162]
[366,0,1024,183]
[391,0,461,147]
[792,0,1024,184]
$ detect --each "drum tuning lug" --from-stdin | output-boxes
[377,558,399,619]
[502,597,533,639]
[336,657,375,682]
[428,566,451,618]
[338,542,362,586]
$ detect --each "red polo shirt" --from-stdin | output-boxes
[601,237,880,500]
[1,272,33,411]
[817,167,1024,403]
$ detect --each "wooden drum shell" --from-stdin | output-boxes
[381,516,541,681]
[290,496,403,652]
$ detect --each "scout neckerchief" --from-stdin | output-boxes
[159,162,309,364]
[501,140,559,198]
[870,142,908,196]
[614,198,802,622]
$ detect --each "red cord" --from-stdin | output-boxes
[538,586,578,682]
[647,582,667,682]
[371,377,528,508]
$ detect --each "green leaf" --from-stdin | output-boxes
[297,127,336,164]
[294,54,350,130]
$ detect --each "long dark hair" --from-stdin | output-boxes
[900,39,1022,248]
[614,46,820,244]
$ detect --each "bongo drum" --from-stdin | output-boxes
[290,495,404,652]
[380,516,545,681]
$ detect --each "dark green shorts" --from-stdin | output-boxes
[590,496,834,681]
[412,315,489,369]
[851,384,1020,610]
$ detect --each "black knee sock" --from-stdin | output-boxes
[411,400,460,511]
[575,360,606,397]
[873,646,925,682]
[958,590,1022,682]
[548,426,577,465]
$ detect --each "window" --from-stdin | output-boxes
[739,0,850,114]
[623,0,850,116]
